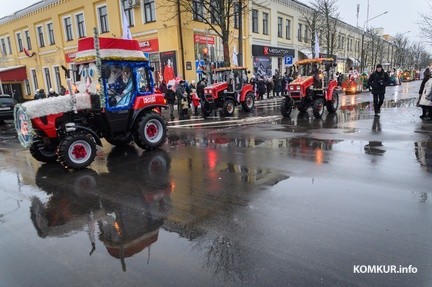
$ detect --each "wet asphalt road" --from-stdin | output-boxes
[0,81,431,286]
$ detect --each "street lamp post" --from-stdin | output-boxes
[360,11,388,73]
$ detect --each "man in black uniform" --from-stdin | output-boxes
[368,64,390,117]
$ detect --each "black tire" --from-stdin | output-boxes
[135,112,167,151]
[280,97,293,118]
[223,99,236,116]
[313,98,325,118]
[297,100,308,113]
[326,91,339,113]
[105,136,131,147]
[29,140,58,163]
[242,92,255,112]
[58,133,97,170]
[201,101,213,117]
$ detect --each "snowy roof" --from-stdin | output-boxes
[0,0,59,26]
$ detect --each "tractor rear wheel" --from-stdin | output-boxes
[58,133,96,170]
[326,91,339,113]
[281,97,293,118]
[135,112,167,151]
[223,99,236,116]
[313,98,325,118]
[242,92,255,112]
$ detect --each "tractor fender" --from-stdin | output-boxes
[326,81,338,101]
[240,84,254,101]
[73,125,103,146]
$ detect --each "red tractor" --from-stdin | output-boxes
[202,67,255,116]
[281,58,339,118]
[14,37,168,169]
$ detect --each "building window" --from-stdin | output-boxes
[342,36,345,50]
[64,17,73,41]
[47,22,55,45]
[24,30,32,50]
[277,17,282,38]
[192,0,204,21]
[16,32,23,52]
[285,19,291,39]
[76,13,86,38]
[31,69,38,91]
[234,3,239,29]
[304,27,309,43]
[24,79,31,95]
[54,66,61,92]
[337,35,341,48]
[6,37,12,54]
[44,67,52,90]
[210,2,220,24]
[122,0,134,26]
[252,9,258,33]
[263,13,269,35]
[0,38,6,55]
[144,0,156,23]
[98,6,109,33]
[36,26,45,47]
[297,23,302,42]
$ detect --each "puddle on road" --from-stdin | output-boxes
[414,140,432,172]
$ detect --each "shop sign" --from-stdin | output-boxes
[139,39,159,53]
[64,51,77,63]
[252,45,294,57]
[194,34,215,45]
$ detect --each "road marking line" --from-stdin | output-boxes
[169,115,282,128]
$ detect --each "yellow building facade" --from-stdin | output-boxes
[0,0,248,102]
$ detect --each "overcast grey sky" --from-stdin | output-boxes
[1,0,429,43]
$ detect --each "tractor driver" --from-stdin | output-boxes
[310,63,322,89]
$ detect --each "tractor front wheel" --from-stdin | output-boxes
[281,97,293,118]
[201,100,213,117]
[223,99,236,116]
[313,98,325,118]
[29,139,58,163]
[135,112,167,150]
[58,133,96,169]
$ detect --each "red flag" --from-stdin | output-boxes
[23,48,35,57]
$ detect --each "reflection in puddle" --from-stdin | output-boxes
[414,140,432,172]
[30,148,173,271]
[364,141,385,156]
[168,133,266,149]
[221,163,288,186]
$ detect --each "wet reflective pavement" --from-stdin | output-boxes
[0,81,431,286]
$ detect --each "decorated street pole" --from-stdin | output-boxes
[94,27,105,108]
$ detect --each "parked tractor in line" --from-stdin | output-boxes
[14,36,168,169]
[280,58,339,118]
[202,67,255,117]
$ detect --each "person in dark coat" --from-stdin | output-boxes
[367,64,390,117]
[34,89,46,100]
[418,67,431,119]
[257,77,266,100]
[164,85,176,120]
[47,88,59,97]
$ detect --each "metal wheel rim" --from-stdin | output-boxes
[227,102,234,113]
[68,140,92,164]
[247,95,254,108]
[145,119,163,143]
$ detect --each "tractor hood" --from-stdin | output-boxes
[289,76,314,86]
[205,82,228,92]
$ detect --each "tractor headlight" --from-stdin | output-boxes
[296,86,301,91]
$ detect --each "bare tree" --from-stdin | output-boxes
[308,0,340,58]
[392,33,410,69]
[162,0,248,66]
[301,7,323,58]
[419,2,432,46]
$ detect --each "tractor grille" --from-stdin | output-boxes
[290,92,301,99]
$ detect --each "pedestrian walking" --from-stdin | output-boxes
[176,80,188,119]
[272,69,282,97]
[367,64,390,117]
[257,77,266,100]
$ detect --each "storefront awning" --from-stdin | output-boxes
[0,65,27,81]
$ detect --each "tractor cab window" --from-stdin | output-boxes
[102,63,135,109]
[136,67,151,94]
